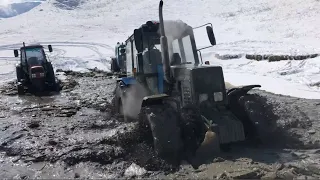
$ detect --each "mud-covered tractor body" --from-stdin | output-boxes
[14,43,58,95]
[113,0,262,166]
[110,42,127,76]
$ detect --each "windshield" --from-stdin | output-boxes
[24,48,45,66]
[170,35,195,65]
[140,32,197,74]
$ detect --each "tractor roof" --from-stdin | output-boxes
[20,44,44,50]
[139,20,193,39]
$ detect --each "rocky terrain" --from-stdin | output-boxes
[0,69,319,179]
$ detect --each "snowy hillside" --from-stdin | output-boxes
[0,0,320,98]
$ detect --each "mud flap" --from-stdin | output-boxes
[227,84,261,97]
[141,94,169,107]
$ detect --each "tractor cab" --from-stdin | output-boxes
[24,47,46,66]
[115,42,127,72]
[14,44,53,72]
[126,20,216,96]
[134,20,200,68]
[23,46,46,73]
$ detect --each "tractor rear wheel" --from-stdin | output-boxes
[227,89,261,145]
[17,83,24,95]
[46,62,59,91]
[138,104,183,166]
[16,65,23,82]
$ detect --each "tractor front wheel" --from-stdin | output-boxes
[227,88,267,146]
[113,83,129,121]
[138,104,183,166]
[16,65,23,82]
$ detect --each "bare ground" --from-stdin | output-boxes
[0,69,319,179]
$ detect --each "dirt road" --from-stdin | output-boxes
[0,69,319,179]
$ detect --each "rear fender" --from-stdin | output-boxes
[227,85,261,97]
[141,94,169,107]
[141,94,181,113]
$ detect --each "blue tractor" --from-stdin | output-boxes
[110,42,126,76]
[113,0,263,166]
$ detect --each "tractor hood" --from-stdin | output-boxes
[171,64,228,106]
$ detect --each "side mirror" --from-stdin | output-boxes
[48,45,53,52]
[206,26,216,46]
[120,48,126,54]
[14,50,19,57]
[134,29,143,52]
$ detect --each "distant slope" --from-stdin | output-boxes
[0,1,43,18]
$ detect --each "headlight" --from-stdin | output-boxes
[199,94,208,103]
[40,73,45,77]
[214,92,223,102]
[31,74,36,78]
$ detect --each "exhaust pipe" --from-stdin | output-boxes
[159,0,173,84]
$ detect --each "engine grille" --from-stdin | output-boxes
[181,80,192,106]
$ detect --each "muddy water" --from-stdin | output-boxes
[0,70,319,179]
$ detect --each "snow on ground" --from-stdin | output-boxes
[216,56,320,99]
[0,0,320,98]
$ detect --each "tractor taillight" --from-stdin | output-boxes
[31,73,45,78]
[205,61,210,65]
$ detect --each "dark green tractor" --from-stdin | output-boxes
[113,0,262,166]
[14,42,59,95]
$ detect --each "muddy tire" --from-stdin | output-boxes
[227,91,259,144]
[138,104,183,165]
[228,89,277,146]
[16,65,23,82]
[113,82,128,121]
[46,62,58,91]
[180,105,207,158]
